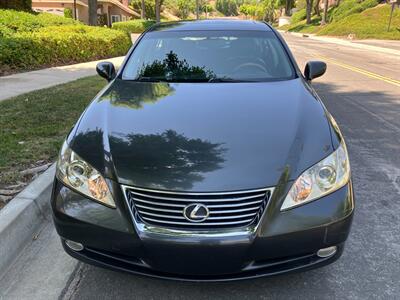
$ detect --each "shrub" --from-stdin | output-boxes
[291,8,307,23]
[216,0,238,16]
[0,25,131,71]
[130,0,156,19]
[0,9,79,33]
[0,0,32,12]
[112,19,156,34]
[0,24,14,38]
[64,8,73,19]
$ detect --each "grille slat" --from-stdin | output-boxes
[135,203,261,214]
[141,216,256,226]
[130,191,267,202]
[124,186,271,230]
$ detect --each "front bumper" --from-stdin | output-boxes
[51,179,354,281]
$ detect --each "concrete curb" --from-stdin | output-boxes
[278,30,400,56]
[0,164,55,278]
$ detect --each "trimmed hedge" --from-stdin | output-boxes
[0,9,79,33]
[0,25,131,71]
[112,19,156,34]
[0,10,132,73]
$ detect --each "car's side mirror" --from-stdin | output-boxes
[304,61,327,81]
[96,62,116,81]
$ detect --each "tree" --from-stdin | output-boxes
[88,0,98,25]
[305,0,313,24]
[141,0,146,19]
[216,0,238,16]
[131,0,155,19]
[176,0,195,19]
[0,0,31,11]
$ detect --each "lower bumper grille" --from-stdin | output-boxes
[123,186,272,230]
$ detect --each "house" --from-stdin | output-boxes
[32,0,140,26]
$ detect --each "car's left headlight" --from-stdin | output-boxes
[281,141,350,211]
[56,141,116,208]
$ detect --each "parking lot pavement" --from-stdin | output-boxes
[1,33,400,300]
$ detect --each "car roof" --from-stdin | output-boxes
[147,20,272,32]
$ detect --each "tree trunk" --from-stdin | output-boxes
[196,0,199,19]
[141,0,146,19]
[322,0,329,24]
[306,0,313,24]
[155,0,161,22]
[314,0,320,17]
[285,0,293,16]
[88,0,98,26]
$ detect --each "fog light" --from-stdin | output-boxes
[65,240,84,252]
[317,246,337,258]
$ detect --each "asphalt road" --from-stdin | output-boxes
[1,33,400,300]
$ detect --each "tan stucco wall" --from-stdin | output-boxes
[32,2,88,23]
[33,0,133,25]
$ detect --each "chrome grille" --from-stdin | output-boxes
[124,186,272,230]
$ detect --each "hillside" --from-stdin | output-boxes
[280,4,400,40]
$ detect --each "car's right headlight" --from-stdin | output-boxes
[56,141,115,208]
[281,141,350,211]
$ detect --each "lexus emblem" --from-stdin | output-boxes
[183,203,209,223]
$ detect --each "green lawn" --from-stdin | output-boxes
[281,5,400,40]
[0,76,105,187]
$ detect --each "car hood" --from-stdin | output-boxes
[69,78,335,192]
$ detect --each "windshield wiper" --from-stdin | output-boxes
[134,76,164,82]
[208,77,254,83]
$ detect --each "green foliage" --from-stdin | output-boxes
[329,0,378,22]
[112,19,156,34]
[239,4,257,16]
[0,9,78,33]
[282,4,400,40]
[295,0,306,10]
[64,8,73,19]
[318,4,400,39]
[130,0,156,19]
[0,0,32,11]
[216,0,238,16]
[291,8,306,23]
[0,25,131,72]
[0,24,14,38]
[203,3,214,13]
[176,0,195,19]
[0,10,131,73]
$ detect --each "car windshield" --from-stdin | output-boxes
[122,30,296,82]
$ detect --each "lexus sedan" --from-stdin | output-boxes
[51,20,354,281]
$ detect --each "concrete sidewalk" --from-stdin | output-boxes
[278,30,400,57]
[0,34,141,102]
[0,56,125,102]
